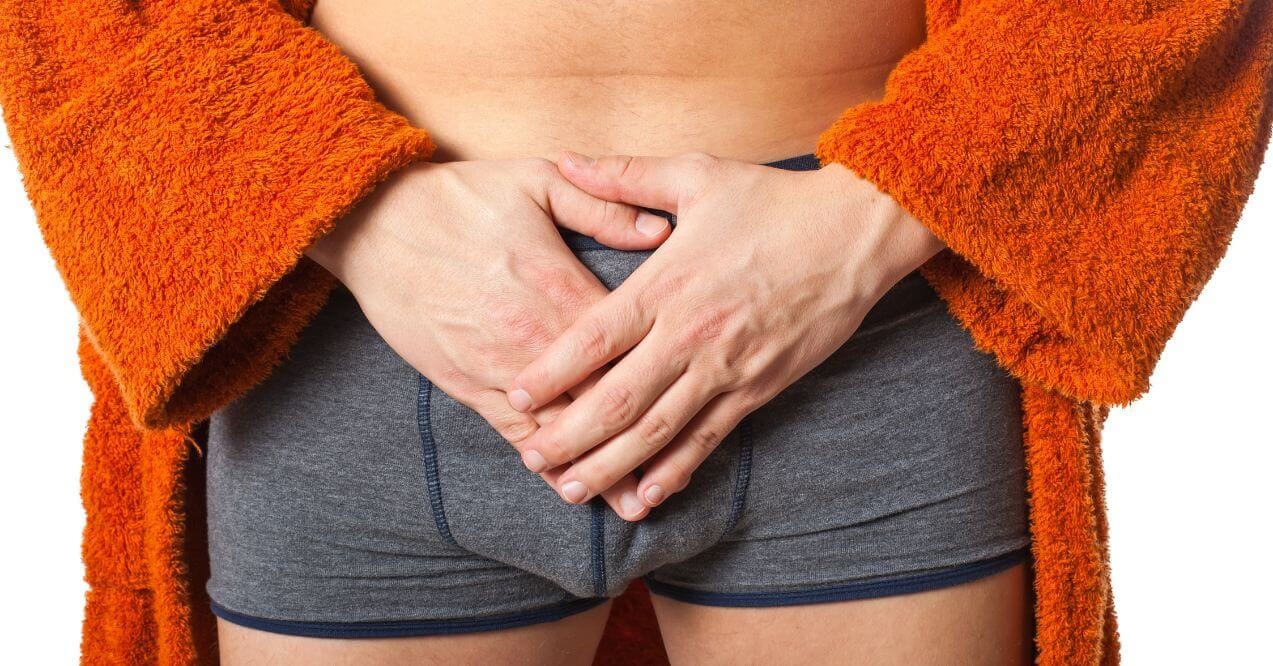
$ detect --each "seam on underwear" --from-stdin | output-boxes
[416,374,459,547]
[208,597,608,639]
[589,499,607,596]
[643,547,1031,608]
[723,416,755,536]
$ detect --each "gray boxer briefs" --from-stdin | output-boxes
[205,153,1031,638]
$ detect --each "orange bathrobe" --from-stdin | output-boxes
[1,0,1270,663]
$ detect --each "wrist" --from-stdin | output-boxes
[816,162,945,298]
[305,161,436,287]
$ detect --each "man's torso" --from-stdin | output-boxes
[308,0,927,163]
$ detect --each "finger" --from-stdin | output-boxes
[545,174,672,250]
[535,460,648,520]
[502,393,571,470]
[565,365,607,400]
[532,366,650,520]
[551,372,718,506]
[518,337,686,470]
[557,151,719,214]
[469,389,545,447]
[528,394,571,427]
[501,364,606,464]
[507,288,653,412]
[636,393,749,508]
[597,473,650,522]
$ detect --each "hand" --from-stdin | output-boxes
[504,151,946,514]
[305,157,674,520]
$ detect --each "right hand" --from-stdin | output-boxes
[305,157,673,520]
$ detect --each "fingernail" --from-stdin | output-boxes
[522,450,548,473]
[508,388,533,412]
[564,151,595,169]
[561,480,589,503]
[635,212,669,237]
[620,491,645,518]
[644,484,666,506]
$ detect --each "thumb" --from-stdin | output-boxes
[557,151,716,215]
[545,174,673,250]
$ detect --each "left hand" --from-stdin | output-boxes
[505,150,946,518]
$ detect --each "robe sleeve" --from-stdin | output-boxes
[0,0,436,428]
[816,0,1273,405]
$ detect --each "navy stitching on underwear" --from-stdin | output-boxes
[209,597,608,639]
[416,374,458,547]
[723,417,755,535]
[642,547,1031,608]
[589,498,607,596]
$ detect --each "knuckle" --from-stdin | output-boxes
[681,151,720,169]
[704,359,745,394]
[612,155,644,192]
[685,422,726,457]
[676,303,740,348]
[491,302,552,348]
[499,418,538,446]
[680,151,722,204]
[600,199,629,229]
[636,270,688,312]
[574,318,615,361]
[523,156,557,178]
[523,265,590,315]
[732,383,774,414]
[569,467,611,494]
[597,384,641,430]
[658,460,695,493]
[634,413,679,450]
[535,437,570,465]
[510,157,557,198]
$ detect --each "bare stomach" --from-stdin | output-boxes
[308,0,926,164]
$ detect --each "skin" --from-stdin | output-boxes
[216,565,1032,665]
[219,1,1036,663]
[304,158,669,520]
[506,152,947,512]
[649,564,1034,666]
[215,601,614,666]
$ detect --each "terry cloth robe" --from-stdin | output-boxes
[1,0,1270,663]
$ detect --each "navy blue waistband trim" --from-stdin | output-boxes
[761,152,821,171]
[642,547,1031,608]
[209,596,608,639]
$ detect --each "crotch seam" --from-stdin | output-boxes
[589,499,607,595]
[723,416,755,536]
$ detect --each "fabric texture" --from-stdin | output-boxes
[0,0,1269,663]
[203,237,1030,630]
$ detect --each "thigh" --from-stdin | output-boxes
[216,600,613,666]
[650,564,1033,666]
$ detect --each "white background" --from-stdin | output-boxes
[1,112,1269,663]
